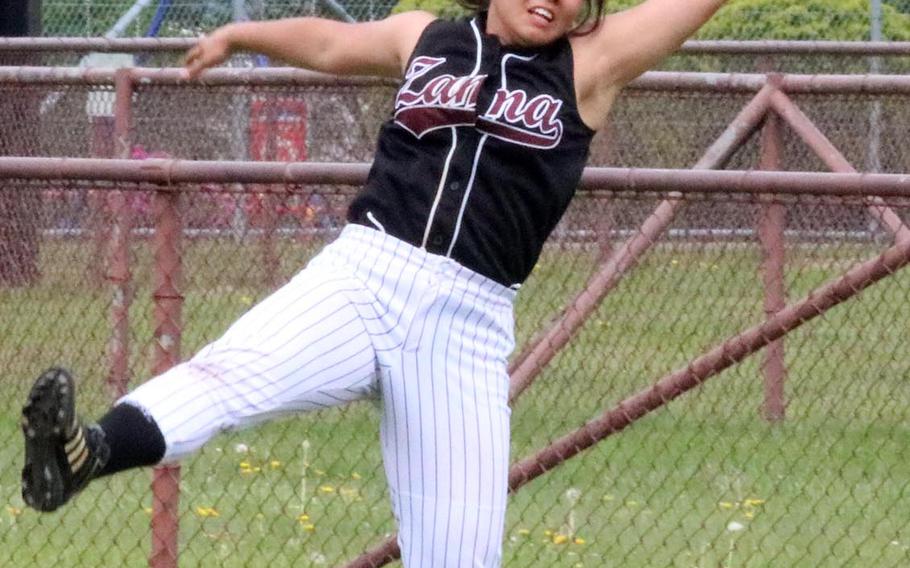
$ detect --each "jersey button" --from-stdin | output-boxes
[431,235,444,247]
[449,181,461,191]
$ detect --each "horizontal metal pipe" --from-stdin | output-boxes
[4,38,910,57]
[129,67,394,87]
[0,66,393,87]
[0,158,372,185]
[4,66,910,94]
[0,37,196,52]
[577,167,910,197]
[633,71,910,94]
[3,158,910,198]
[680,40,910,56]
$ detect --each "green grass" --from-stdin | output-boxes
[2,234,910,567]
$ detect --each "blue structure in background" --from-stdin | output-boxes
[145,0,173,37]
[142,1,269,66]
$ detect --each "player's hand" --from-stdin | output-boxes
[183,28,233,80]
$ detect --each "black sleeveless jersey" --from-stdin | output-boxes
[347,13,595,286]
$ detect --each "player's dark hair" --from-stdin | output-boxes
[457,0,607,36]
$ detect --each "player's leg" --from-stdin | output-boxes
[21,252,378,512]
[118,260,378,463]
[379,273,515,568]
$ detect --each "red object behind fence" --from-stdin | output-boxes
[249,96,308,286]
[248,97,308,163]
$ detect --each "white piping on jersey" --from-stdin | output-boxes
[499,52,536,89]
[445,52,537,256]
[420,18,484,250]
[469,18,483,75]
[366,211,386,233]
[445,133,488,257]
[420,126,459,249]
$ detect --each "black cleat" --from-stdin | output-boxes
[21,367,110,512]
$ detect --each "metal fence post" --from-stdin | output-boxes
[593,119,615,261]
[758,103,787,422]
[261,190,280,288]
[106,68,134,400]
[149,185,183,568]
[260,99,281,288]
[87,75,117,286]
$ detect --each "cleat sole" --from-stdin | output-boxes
[20,369,73,512]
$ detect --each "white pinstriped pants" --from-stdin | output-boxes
[121,224,516,567]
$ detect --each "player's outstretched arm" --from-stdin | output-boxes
[183,11,436,80]
[585,0,728,86]
[572,0,727,129]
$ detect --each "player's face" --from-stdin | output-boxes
[486,0,586,47]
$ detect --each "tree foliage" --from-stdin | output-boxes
[391,0,470,18]
[698,0,910,40]
[390,0,910,41]
[40,0,910,40]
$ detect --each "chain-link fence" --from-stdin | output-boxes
[2,162,910,566]
[2,66,910,566]
[32,0,910,40]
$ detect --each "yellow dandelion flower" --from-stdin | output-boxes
[340,487,360,500]
[352,472,362,480]
[517,529,531,536]
[143,507,153,515]
[302,523,316,532]
[239,461,252,469]
[744,511,755,519]
[574,537,586,545]
[671,259,679,266]
[719,502,736,509]
[7,506,22,517]
[270,460,282,469]
[240,296,253,306]
[552,534,569,545]
[544,530,553,536]
[744,498,765,507]
[297,514,310,523]
[319,485,336,494]
[195,506,220,518]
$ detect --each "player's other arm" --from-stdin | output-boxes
[584,0,728,87]
[183,11,436,80]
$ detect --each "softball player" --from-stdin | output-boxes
[21,0,728,565]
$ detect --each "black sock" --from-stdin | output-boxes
[96,402,166,477]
